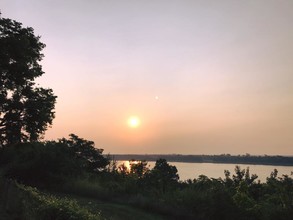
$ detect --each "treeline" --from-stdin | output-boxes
[1,135,293,219]
[113,154,293,166]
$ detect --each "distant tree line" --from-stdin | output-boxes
[113,154,293,166]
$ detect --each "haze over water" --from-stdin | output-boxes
[2,0,293,155]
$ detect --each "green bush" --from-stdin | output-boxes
[19,184,100,220]
[0,178,101,220]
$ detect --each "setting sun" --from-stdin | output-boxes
[128,116,140,128]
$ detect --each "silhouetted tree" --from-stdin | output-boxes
[58,134,109,172]
[232,165,245,186]
[117,163,129,177]
[0,14,56,146]
[146,158,179,193]
[129,159,149,178]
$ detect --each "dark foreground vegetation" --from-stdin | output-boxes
[1,135,293,220]
[114,154,293,166]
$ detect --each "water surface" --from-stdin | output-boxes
[118,161,293,182]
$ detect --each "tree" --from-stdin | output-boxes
[0,142,84,187]
[58,134,109,172]
[0,14,56,146]
[152,158,179,181]
[146,158,179,193]
[129,159,149,178]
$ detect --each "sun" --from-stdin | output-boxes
[128,116,140,128]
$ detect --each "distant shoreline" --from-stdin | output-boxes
[111,154,293,166]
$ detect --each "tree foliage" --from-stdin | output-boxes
[0,134,109,186]
[0,14,56,146]
[152,158,179,180]
[0,142,82,187]
[129,159,149,178]
[57,134,109,172]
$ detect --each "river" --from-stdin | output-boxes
[118,160,293,182]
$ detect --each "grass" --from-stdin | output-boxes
[51,176,184,219]
[0,176,170,220]
[53,192,169,220]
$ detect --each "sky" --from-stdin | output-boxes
[1,0,293,155]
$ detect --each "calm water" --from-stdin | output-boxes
[118,161,293,182]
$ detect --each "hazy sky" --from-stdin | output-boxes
[2,0,293,155]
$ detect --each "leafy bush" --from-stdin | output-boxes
[0,178,101,220]
[19,184,101,220]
